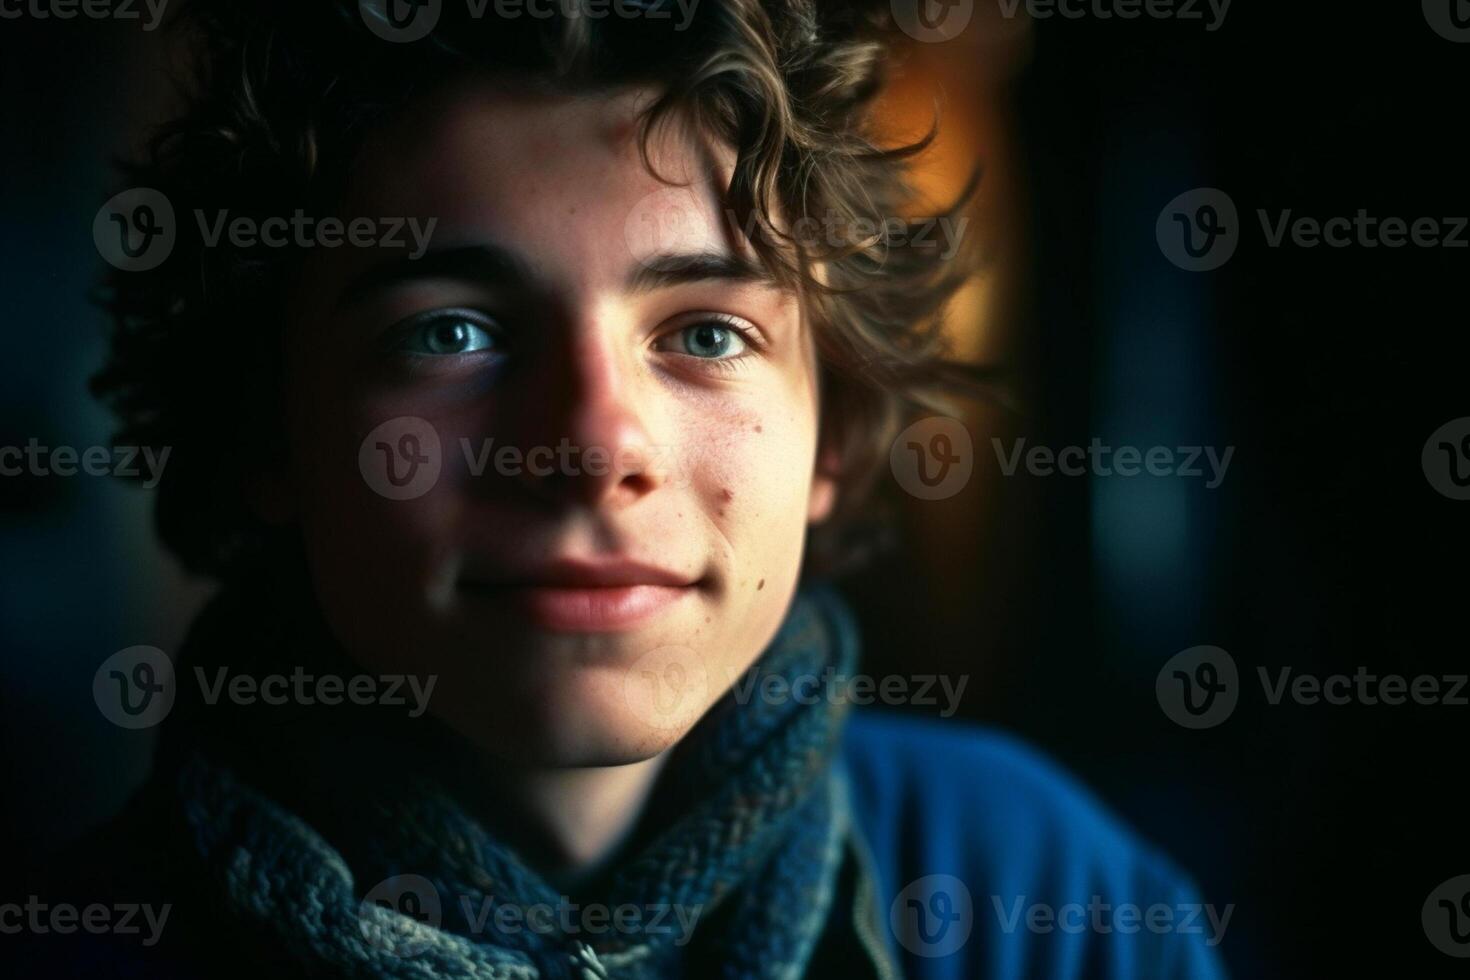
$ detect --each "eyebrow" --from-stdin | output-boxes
[336,243,782,309]
[337,244,539,308]
[624,250,781,294]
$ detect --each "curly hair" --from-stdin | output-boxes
[92,0,981,583]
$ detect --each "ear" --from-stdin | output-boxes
[807,442,841,524]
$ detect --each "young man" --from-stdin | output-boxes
[23,1,1226,977]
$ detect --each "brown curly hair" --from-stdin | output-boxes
[92,0,981,583]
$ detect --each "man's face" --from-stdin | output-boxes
[277,79,835,766]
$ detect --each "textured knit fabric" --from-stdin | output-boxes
[168,585,861,980]
[13,584,1232,979]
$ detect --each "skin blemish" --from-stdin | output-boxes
[754,425,762,433]
[757,579,765,590]
[719,488,733,503]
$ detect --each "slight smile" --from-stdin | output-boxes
[458,558,703,632]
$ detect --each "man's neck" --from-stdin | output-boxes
[474,751,673,892]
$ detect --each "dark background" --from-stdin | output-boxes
[2,4,1466,976]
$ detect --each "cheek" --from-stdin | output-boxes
[679,393,819,568]
[283,371,479,648]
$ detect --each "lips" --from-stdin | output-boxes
[458,558,701,631]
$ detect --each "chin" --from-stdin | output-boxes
[433,658,715,769]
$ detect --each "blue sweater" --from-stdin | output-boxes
[13,710,1228,979]
[841,711,1229,979]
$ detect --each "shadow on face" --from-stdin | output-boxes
[267,77,838,767]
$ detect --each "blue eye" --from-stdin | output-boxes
[676,321,748,359]
[396,309,500,356]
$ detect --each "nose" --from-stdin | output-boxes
[498,316,666,510]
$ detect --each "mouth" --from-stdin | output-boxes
[457,558,703,632]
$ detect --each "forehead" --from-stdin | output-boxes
[340,78,739,276]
